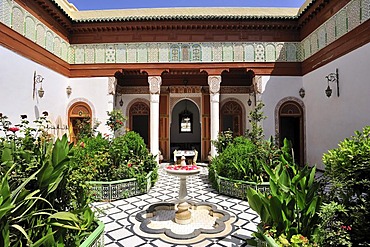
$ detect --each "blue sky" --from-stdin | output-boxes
[68,0,307,10]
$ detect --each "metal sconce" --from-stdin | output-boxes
[117,93,124,107]
[325,68,339,97]
[66,86,72,97]
[247,94,252,106]
[33,71,44,99]
[299,88,305,98]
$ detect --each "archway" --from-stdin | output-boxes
[221,100,244,136]
[68,102,92,143]
[129,101,150,145]
[170,99,201,161]
[278,100,304,165]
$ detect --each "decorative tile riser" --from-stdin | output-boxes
[88,171,153,202]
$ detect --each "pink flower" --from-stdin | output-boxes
[8,127,20,133]
[341,225,352,231]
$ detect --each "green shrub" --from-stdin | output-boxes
[322,126,370,246]
[247,141,321,246]
[211,129,234,153]
[70,131,158,197]
[210,136,271,183]
[314,202,352,247]
[0,115,97,246]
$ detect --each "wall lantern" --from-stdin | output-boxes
[299,88,305,98]
[116,93,124,107]
[66,85,72,97]
[247,94,252,106]
[325,68,339,97]
[33,71,44,99]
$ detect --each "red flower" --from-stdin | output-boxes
[128,163,132,168]
[341,225,352,231]
[8,127,20,133]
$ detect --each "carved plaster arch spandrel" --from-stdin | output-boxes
[274,96,306,163]
[125,98,150,118]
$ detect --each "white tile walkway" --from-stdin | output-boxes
[93,164,259,247]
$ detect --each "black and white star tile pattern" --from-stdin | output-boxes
[93,164,260,247]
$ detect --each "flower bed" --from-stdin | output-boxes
[80,221,105,247]
[88,171,153,201]
[213,170,269,200]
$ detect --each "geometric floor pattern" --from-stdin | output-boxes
[93,163,260,247]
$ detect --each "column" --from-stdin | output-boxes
[148,76,162,164]
[208,75,221,158]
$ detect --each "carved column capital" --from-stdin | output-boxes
[208,76,221,94]
[148,76,162,94]
[108,77,117,95]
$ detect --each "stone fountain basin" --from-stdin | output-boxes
[164,166,201,176]
[135,202,231,240]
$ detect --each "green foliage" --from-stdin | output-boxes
[245,102,266,145]
[314,202,352,247]
[106,109,126,133]
[210,136,281,183]
[322,126,370,246]
[210,102,281,185]
[70,131,158,201]
[0,115,97,246]
[247,140,321,245]
[211,129,234,153]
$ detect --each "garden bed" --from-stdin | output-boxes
[80,221,105,247]
[213,170,269,200]
[88,171,154,201]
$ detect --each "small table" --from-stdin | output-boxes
[174,150,196,163]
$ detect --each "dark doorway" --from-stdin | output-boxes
[132,115,149,145]
[129,102,150,146]
[278,101,304,166]
[280,116,301,164]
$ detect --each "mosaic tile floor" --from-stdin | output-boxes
[93,164,260,247]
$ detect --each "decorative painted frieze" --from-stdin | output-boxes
[0,0,368,65]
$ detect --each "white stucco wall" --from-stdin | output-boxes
[0,45,68,130]
[68,77,113,135]
[260,76,303,140]
[303,42,370,169]
[0,45,113,137]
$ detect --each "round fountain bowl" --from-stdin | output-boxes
[164,165,201,177]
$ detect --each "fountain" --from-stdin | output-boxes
[134,160,235,243]
[164,156,201,224]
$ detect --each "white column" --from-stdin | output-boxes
[148,76,162,164]
[208,75,221,158]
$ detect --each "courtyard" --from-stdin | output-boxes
[94,163,259,247]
